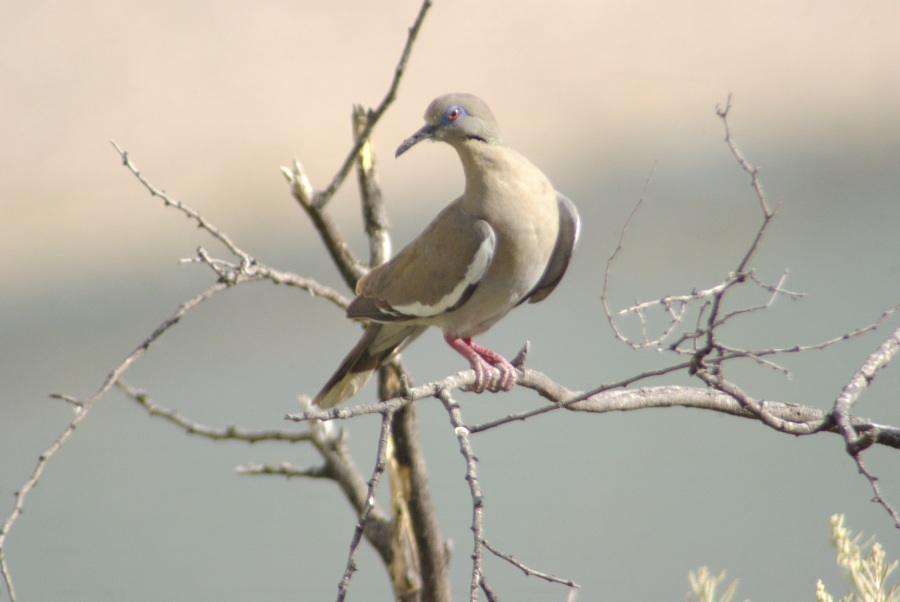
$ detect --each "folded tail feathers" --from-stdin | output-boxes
[313,368,376,409]
[313,323,425,408]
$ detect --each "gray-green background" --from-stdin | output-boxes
[2,1,898,600]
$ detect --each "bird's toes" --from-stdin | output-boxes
[496,362,517,392]
[466,356,516,393]
[483,367,504,393]
[469,361,489,393]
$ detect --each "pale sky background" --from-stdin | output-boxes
[2,1,899,601]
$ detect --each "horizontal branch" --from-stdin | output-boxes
[117,381,313,444]
[286,367,900,451]
[236,462,329,479]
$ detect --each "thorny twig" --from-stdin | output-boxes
[312,0,432,210]
[437,387,486,602]
[434,388,579,600]
[280,0,430,291]
[110,141,251,270]
[111,144,351,308]
[0,281,228,601]
[603,97,785,360]
[833,326,900,528]
[116,381,313,444]
[337,410,395,601]
[481,539,580,591]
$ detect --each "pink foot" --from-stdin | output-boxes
[444,335,517,393]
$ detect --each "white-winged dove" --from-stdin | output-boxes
[313,93,580,408]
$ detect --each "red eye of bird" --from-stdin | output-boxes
[447,107,461,121]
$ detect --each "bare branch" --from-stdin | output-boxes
[353,105,391,267]
[437,387,485,602]
[287,364,900,453]
[313,0,433,210]
[236,462,330,479]
[1,281,227,601]
[110,141,251,269]
[832,326,900,528]
[283,158,368,290]
[307,419,394,566]
[481,539,580,591]
[834,326,900,436]
[692,368,829,435]
[117,381,313,444]
[389,400,451,602]
[468,362,694,433]
[280,0,432,292]
[336,410,395,601]
[601,165,654,347]
[716,95,773,218]
[113,145,352,308]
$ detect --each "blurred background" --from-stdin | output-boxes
[2,1,899,600]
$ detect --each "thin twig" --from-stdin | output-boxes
[313,0,433,209]
[832,326,900,527]
[110,141,251,270]
[689,98,777,373]
[482,539,580,591]
[114,145,352,307]
[0,282,227,602]
[716,95,773,218]
[236,462,330,479]
[601,165,653,347]
[437,387,485,602]
[336,410,395,601]
[117,381,313,444]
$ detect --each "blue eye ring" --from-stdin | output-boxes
[444,106,464,123]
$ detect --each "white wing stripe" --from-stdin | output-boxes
[391,234,494,318]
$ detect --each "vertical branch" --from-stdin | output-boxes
[353,105,391,267]
[351,106,445,600]
[350,69,450,600]
[693,98,777,371]
[306,424,395,565]
[389,383,452,602]
[437,387,486,602]
[832,326,900,528]
[336,409,395,601]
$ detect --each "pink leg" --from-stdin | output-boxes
[444,335,517,393]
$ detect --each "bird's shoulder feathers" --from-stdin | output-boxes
[348,200,496,322]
